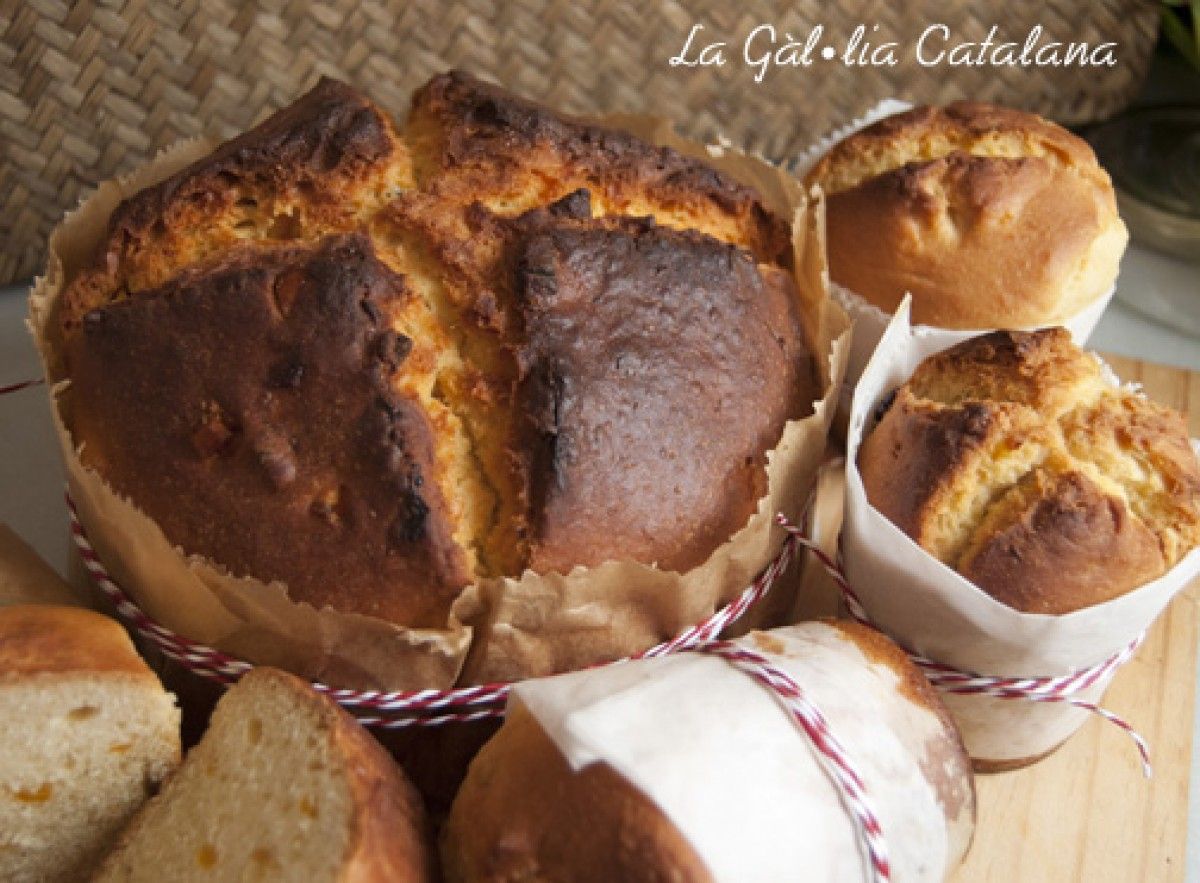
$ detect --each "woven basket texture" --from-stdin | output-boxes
[0,0,1159,284]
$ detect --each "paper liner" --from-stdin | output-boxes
[794,98,1119,414]
[512,621,973,883]
[842,300,1200,762]
[28,112,849,692]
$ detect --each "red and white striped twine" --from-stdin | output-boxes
[698,639,891,882]
[2,371,890,879]
[67,493,802,727]
[69,494,893,881]
[0,377,44,396]
[780,516,1153,778]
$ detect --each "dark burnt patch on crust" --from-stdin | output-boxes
[511,217,814,574]
[111,77,394,236]
[59,73,814,626]
[66,234,470,626]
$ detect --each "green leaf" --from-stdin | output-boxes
[1162,7,1200,70]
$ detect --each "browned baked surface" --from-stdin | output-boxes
[0,605,181,883]
[514,215,806,574]
[67,235,468,627]
[314,667,434,883]
[0,605,156,679]
[859,328,1200,613]
[58,72,815,626]
[807,102,1126,329]
[441,703,713,883]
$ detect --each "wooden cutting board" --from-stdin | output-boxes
[953,355,1199,883]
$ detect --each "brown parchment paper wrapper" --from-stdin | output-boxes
[29,114,849,692]
[842,300,1200,765]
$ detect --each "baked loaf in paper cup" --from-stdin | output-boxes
[798,100,1125,396]
[443,620,974,883]
[29,72,847,692]
[843,300,1200,767]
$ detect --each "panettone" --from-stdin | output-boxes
[443,621,974,882]
[859,328,1200,613]
[57,72,817,629]
[0,605,180,882]
[806,102,1127,329]
[94,667,431,882]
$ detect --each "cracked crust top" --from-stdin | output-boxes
[859,328,1200,613]
[806,102,1127,329]
[57,72,816,628]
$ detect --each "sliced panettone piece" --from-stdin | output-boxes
[94,666,433,882]
[0,605,180,883]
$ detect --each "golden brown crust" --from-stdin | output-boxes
[810,102,1104,192]
[859,329,1200,613]
[957,470,1165,612]
[442,703,712,883]
[0,605,155,679]
[92,665,432,882]
[58,72,814,627]
[808,102,1125,328]
[60,78,409,334]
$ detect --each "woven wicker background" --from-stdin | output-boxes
[0,0,1159,284]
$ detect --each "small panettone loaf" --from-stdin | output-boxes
[59,72,815,627]
[94,667,432,882]
[860,328,1200,613]
[443,621,975,882]
[806,102,1127,329]
[0,605,180,883]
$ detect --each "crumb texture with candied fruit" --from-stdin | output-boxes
[93,667,431,883]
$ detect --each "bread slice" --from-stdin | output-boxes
[94,667,432,882]
[0,605,180,882]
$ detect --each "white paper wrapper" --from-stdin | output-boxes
[513,621,974,883]
[794,98,1118,415]
[842,300,1200,764]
